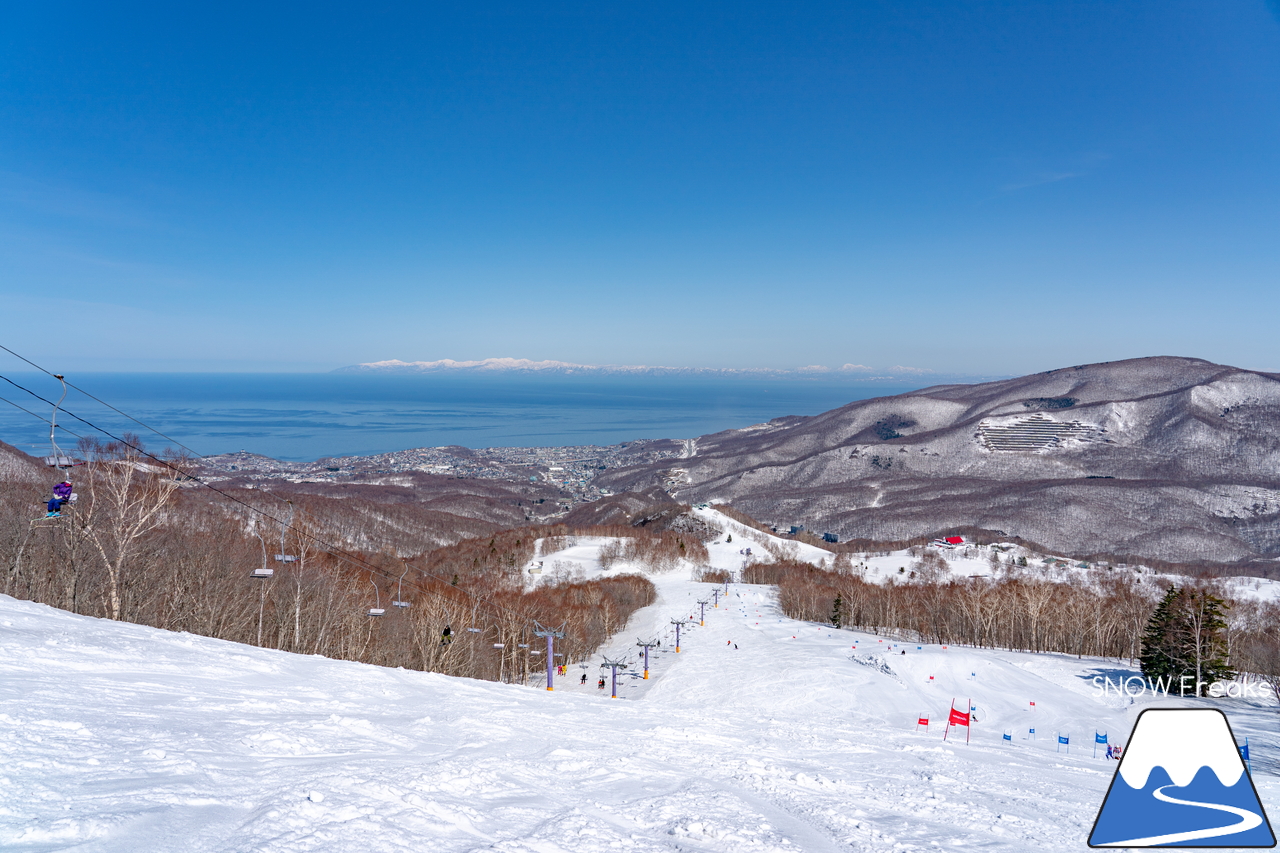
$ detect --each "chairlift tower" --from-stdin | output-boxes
[636,638,659,679]
[670,618,689,653]
[711,589,721,608]
[533,621,565,691]
[697,598,709,626]
[600,656,628,698]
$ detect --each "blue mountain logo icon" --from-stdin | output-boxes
[1089,708,1275,848]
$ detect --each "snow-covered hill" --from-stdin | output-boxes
[597,355,1280,569]
[3,543,1276,851]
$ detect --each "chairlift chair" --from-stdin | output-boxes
[273,554,298,563]
[251,567,274,579]
[367,573,385,616]
[392,562,410,607]
[39,375,80,519]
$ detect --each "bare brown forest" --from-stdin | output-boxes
[0,439,712,683]
[744,559,1280,698]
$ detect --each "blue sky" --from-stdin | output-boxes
[2,1,1278,375]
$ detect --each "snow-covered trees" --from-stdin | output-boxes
[763,560,1272,673]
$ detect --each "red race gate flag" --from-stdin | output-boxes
[917,716,929,728]
[943,698,973,743]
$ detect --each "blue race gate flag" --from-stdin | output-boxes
[1096,733,1108,744]
[1059,735,1070,744]
[1003,732,1012,741]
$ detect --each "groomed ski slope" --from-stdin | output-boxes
[2,532,1276,851]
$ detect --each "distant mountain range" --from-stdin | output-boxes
[595,355,1280,570]
[332,358,985,382]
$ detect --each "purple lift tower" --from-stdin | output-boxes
[600,656,628,698]
[636,638,659,679]
[711,589,721,608]
[671,618,689,652]
[697,598,709,626]
[533,621,565,691]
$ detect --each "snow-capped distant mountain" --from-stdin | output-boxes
[331,358,953,380]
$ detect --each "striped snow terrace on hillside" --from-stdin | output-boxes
[978,414,1104,452]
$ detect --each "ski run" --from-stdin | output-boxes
[2,510,1277,852]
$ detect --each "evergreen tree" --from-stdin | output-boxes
[831,594,843,629]
[1140,586,1181,679]
[1140,585,1235,690]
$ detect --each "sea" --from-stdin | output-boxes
[0,372,926,462]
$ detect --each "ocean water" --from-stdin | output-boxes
[0,372,924,462]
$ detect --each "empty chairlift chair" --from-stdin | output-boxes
[367,573,386,617]
[392,563,410,608]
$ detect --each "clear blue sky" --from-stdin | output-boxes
[2,1,1278,374]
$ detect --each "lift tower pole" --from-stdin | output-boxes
[671,618,689,653]
[636,638,659,679]
[600,657,629,698]
[533,621,565,691]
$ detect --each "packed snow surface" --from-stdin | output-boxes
[2,535,1276,851]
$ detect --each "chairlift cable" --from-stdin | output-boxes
[0,343,226,466]
[0,344,296,510]
[0,393,88,443]
[0,364,550,628]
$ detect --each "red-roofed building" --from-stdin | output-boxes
[944,536,964,545]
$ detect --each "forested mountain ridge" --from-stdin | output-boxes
[596,356,1280,570]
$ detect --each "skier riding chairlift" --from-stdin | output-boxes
[45,481,77,518]
[41,376,79,519]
